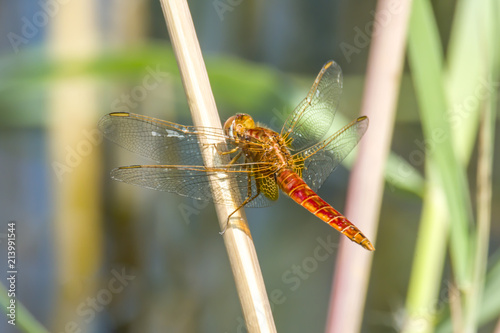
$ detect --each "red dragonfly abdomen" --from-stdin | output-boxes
[277,169,374,251]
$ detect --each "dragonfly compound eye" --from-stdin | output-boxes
[223,114,255,139]
[223,115,238,139]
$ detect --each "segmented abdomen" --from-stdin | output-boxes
[277,169,374,251]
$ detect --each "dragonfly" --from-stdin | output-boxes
[99,60,374,251]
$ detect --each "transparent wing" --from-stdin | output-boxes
[98,112,233,166]
[293,116,368,191]
[281,60,343,151]
[111,164,278,208]
[100,112,279,207]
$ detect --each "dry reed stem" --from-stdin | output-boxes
[158,0,276,332]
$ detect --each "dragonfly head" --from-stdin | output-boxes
[223,113,255,139]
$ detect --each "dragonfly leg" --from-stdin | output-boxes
[227,150,242,166]
[214,145,242,170]
[211,142,240,156]
[203,143,239,161]
[219,173,258,235]
[219,192,259,235]
[219,146,240,156]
